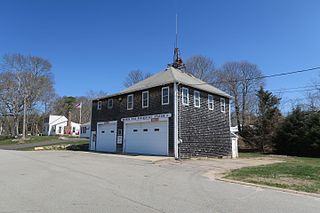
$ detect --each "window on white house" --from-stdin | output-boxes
[97,101,102,110]
[162,87,169,105]
[127,94,133,110]
[59,126,62,134]
[194,91,200,108]
[107,99,113,109]
[208,95,214,110]
[142,91,149,108]
[72,127,76,133]
[220,98,226,113]
[182,87,189,105]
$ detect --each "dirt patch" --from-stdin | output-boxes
[183,157,284,179]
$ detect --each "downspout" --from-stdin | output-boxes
[174,82,179,159]
[229,99,231,128]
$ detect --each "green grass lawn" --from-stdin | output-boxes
[226,156,320,194]
[0,136,60,145]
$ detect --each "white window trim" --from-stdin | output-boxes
[220,97,226,113]
[107,99,113,109]
[208,94,214,110]
[97,101,102,110]
[142,91,149,108]
[182,87,189,106]
[194,90,200,108]
[127,94,134,110]
[162,87,169,105]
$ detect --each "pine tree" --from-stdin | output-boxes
[256,87,281,153]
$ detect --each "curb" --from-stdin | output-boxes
[216,177,320,199]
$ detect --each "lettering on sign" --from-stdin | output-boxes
[121,113,171,122]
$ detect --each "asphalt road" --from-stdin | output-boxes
[0,150,319,213]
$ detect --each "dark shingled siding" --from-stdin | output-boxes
[177,85,232,158]
[90,83,232,158]
[91,84,175,156]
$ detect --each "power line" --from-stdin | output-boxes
[187,66,320,85]
[271,88,319,94]
[268,85,320,93]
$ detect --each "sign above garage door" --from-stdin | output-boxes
[121,113,171,123]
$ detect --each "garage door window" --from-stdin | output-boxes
[142,91,149,108]
[127,94,134,110]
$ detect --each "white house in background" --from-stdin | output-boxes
[80,122,91,138]
[42,115,80,136]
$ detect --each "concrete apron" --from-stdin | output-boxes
[91,152,173,163]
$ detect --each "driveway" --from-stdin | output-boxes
[0,150,319,213]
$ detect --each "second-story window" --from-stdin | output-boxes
[107,99,113,109]
[220,98,226,113]
[97,101,102,110]
[182,87,189,105]
[162,87,169,105]
[127,94,133,110]
[194,91,200,108]
[208,95,214,110]
[142,91,149,108]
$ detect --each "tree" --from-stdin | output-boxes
[185,55,215,82]
[0,71,25,136]
[52,96,76,118]
[255,87,281,152]
[123,70,152,88]
[215,61,264,133]
[0,54,54,139]
[275,108,320,157]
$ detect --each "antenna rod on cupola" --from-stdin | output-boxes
[168,13,185,70]
[175,13,178,49]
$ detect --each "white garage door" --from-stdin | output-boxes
[96,122,117,152]
[125,121,168,155]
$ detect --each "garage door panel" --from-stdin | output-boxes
[125,121,168,155]
[96,123,117,152]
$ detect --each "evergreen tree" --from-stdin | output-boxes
[275,108,320,157]
[256,87,281,153]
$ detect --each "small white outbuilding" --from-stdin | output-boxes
[80,122,91,138]
[42,115,80,136]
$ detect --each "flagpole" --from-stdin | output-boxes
[79,103,82,124]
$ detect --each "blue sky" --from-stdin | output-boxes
[1,0,320,110]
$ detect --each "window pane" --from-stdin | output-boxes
[162,87,169,105]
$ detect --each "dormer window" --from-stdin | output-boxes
[142,91,149,108]
[127,94,133,110]
[97,101,102,110]
[182,87,189,105]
